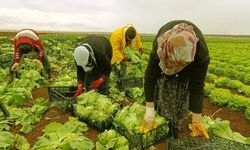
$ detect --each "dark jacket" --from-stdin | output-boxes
[76,35,113,83]
[144,20,210,113]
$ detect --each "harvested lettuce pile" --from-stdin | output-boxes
[74,90,120,121]
[113,102,168,134]
[96,129,129,150]
[193,116,250,145]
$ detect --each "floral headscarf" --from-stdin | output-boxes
[157,23,198,75]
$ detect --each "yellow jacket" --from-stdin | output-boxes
[110,24,143,64]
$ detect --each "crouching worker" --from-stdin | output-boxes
[142,20,210,139]
[7,29,51,82]
[110,24,144,77]
[73,35,113,98]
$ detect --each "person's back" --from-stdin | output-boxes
[81,35,112,59]
[7,29,51,82]
[110,24,144,64]
[73,35,113,96]
[143,20,210,139]
[13,29,44,64]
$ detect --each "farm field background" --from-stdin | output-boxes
[1,32,250,149]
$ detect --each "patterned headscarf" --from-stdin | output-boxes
[157,23,198,75]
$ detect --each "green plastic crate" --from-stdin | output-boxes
[72,104,118,132]
[118,77,144,90]
[48,86,119,131]
[0,101,10,118]
[114,122,170,149]
[48,86,76,112]
[167,134,250,150]
[49,86,76,96]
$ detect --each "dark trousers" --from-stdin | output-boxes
[41,53,51,77]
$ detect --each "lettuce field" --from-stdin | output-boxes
[0,32,250,149]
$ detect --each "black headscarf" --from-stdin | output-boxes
[125,27,136,40]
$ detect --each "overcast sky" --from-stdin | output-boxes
[1,0,250,35]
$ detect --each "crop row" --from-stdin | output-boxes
[205,83,250,121]
[206,73,250,97]
[208,64,250,85]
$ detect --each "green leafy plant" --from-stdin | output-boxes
[125,87,144,103]
[245,106,250,121]
[204,83,215,96]
[199,116,250,145]
[16,101,49,133]
[113,103,168,134]
[32,117,93,150]
[1,99,49,133]
[75,91,119,122]
[0,131,30,150]
[205,73,218,83]
[96,129,129,150]
[209,88,232,106]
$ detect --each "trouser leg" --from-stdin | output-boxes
[41,53,51,78]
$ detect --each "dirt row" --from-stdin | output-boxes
[9,86,250,149]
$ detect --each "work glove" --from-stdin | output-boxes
[73,83,84,99]
[91,75,107,90]
[11,63,20,71]
[33,59,43,70]
[191,113,209,139]
[140,102,156,133]
[139,48,144,55]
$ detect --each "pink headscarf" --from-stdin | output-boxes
[157,23,198,75]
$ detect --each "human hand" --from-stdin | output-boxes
[11,63,20,71]
[191,113,209,138]
[139,48,144,55]
[73,84,84,99]
[33,59,43,69]
[140,102,156,133]
[91,75,107,89]
[122,57,130,63]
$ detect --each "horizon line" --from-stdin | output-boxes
[1,30,250,37]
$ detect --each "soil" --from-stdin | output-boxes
[23,86,49,107]
[179,97,250,138]
[10,86,101,148]
[10,106,72,147]
[9,87,250,149]
[153,97,250,150]
[203,97,250,137]
[23,108,101,148]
